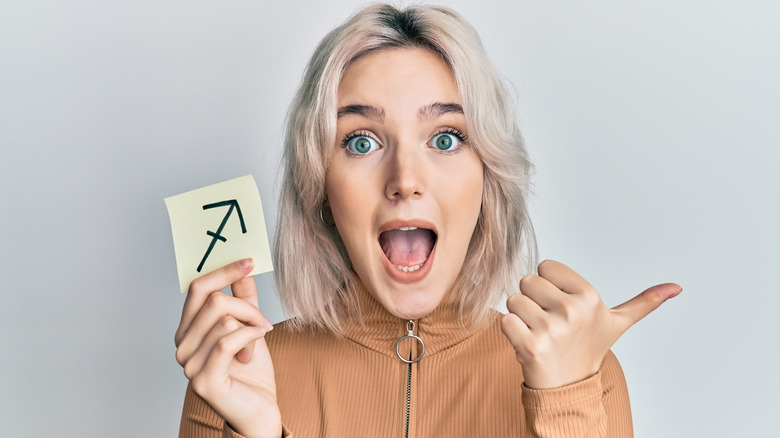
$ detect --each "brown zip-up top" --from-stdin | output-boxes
[180,284,634,437]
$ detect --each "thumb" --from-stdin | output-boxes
[610,283,682,336]
[231,259,259,308]
[230,259,263,364]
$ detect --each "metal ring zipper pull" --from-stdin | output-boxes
[396,320,425,363]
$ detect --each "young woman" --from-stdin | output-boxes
[175,4,680,437]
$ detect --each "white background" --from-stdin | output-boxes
[1,1,778,436]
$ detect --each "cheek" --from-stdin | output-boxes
[327,160,354,211]
[326,164,376,246]
[442,161,484,228]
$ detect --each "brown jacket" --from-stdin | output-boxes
[180,286,633,437]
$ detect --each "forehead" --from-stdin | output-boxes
[337,48,461,109]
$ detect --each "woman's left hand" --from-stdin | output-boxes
[501,259,681,389]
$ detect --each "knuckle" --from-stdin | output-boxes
[523,338,541,360]
[538,259,554,273]
[643,290,661,306]
[174,347,186,366]
[173,330,183,348]
[502,314,531,342]
[187,276,205,294]
[559,298,580,322]
[581,283,597,296]
[500,314,522,339]
[191,375,208,396]
[500,313,514,332]
[506,293,521,309]
[220,315,240,331]
[546,319,565,339]
[519,274,536,288]
[535,316,550,332]
[205,291,227,309]
[557,302,573,322]
[582,288,600,307]
[182,361,195,380]
[534,336,554,357]
[215,337,232,355]
[506,294,526,316]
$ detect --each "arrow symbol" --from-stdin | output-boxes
[197,199,247,272]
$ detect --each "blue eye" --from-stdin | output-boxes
[429,133,461,152]
[344,135,379,155]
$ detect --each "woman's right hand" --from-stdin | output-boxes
[175,259,282,438]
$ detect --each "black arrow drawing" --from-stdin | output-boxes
[197,199,247,272]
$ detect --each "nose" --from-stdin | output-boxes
[384,142,424,201]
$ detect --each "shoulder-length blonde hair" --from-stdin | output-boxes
[273,3,537,333]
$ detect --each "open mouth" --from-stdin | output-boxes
[379,227,437,273]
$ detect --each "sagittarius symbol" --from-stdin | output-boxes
[197,199,246,272]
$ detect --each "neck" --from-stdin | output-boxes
[340,277,488,361]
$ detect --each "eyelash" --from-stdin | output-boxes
[339,127,469,152]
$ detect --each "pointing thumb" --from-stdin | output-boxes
[610,283,682,336]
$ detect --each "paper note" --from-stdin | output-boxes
[164,175,273,293]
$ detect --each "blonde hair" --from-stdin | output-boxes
[273,3,537,333]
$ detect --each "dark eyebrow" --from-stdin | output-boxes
[337,104,385,120]
[418,102,463,120]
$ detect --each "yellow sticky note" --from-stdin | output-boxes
[164,175,273,293]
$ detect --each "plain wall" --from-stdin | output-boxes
[1,0,778,436]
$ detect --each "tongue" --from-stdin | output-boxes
[379,228,436,267]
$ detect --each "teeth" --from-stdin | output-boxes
[397,226,418,231]
[394,263,423,272]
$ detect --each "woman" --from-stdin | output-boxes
[175,4,680,437]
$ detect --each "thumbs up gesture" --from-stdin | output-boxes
[501,259,681,389]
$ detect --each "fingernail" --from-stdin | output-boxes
[265,319,274,331]
[239,258,253,271]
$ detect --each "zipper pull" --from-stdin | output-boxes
[405,320,415,337]
[396,319,425,363]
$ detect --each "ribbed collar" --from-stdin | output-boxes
[341,280,486,362]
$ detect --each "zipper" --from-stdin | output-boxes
[405,357,412,438]
[397,319,424,438]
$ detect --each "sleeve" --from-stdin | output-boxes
[222,424,293,438]
[521,350,633,438]
[179,382,292,438]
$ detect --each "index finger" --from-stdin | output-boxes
[177,259,255,342]
[536,259,594,295]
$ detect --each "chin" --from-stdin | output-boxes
[377,284,447,320]
[388,304,435,320]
